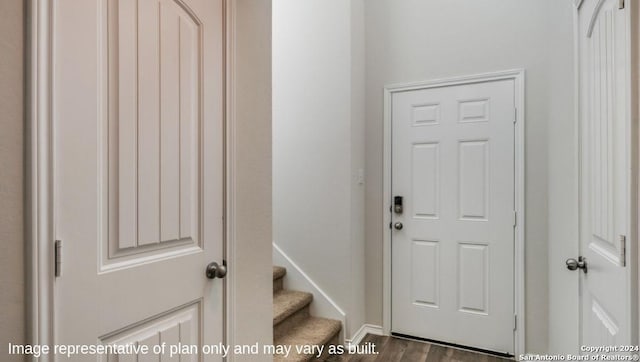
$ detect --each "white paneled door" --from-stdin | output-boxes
[391,79,516,354]
[53,0,224,360]
[576,0,634,350]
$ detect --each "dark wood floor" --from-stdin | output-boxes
[331,334,513,362]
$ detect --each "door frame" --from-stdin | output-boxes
[381,69,526,355]
[26,0,239,357]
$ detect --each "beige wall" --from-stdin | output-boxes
[0,0,25,360]
[364,0,575,353]
[232,0,273,359]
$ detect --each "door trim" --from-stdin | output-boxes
[634,0,640,346]
[26,0,54,352]
[381,69,526,356]
[26,0,238,357]
[223,0,238,357]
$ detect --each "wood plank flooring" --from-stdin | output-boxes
[330,334,513,362]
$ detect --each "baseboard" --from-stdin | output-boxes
[346,324,384,349]
[272,242,347,343]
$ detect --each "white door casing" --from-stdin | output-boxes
[53,0,224,360]
[576,0,637,350]
[388,74,522,355]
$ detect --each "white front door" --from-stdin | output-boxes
[576,0,634,350]
[391,79,516,354]
[53,0,225,360]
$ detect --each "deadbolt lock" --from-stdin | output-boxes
[394,196,403,214]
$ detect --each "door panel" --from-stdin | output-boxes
[411,240,439,308]
[106,0,203,266]
[577,0,633,350]
[101,303,200,361]
[54,0,224,360]
[458,242,489,315]
[391,80,515,354]
[411,143,439,219]
[458,140,489,220]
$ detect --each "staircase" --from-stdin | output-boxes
[273,266,342,361]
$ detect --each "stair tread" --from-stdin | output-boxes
[274,266,287,280]
[274,317,342,362]
[273,290,313,326]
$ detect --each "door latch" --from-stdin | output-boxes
[620,235,626,267]
[55,240,62,277]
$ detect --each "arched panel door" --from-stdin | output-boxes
[53,0,225,360]
[576,0,635,352]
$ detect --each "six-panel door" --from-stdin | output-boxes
[391,79,516,354]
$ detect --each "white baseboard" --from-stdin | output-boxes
[272,242,347,343]
[346,324,384,350]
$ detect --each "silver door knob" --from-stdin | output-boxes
[206,261,227,279]
[566,256,587,274]
[394,222,403,230]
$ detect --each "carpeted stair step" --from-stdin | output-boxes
[274,266,287,293]
[274,317,342,362]
[272,265,343,361]
[274,290,313,326]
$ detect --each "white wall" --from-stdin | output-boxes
[0,0,25,360]
[272,0,366,339]
[363,0,576,353]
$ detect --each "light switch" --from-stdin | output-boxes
[357,168,365,185]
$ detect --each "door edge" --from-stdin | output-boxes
[223,0,236,358]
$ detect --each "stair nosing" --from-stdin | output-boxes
[273,266,287,280]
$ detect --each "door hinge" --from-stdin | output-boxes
[513,107,517,124]
[55,240,62,277]
[620,235,626,267]
[513,210,517,227]
[619,0,625,9]
[514,315,518,331]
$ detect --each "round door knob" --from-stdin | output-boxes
[206,261,227,279]
[394,222,403,230]
[566,258,578,270]
[566,256,587,273]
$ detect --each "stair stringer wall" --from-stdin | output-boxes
[273,242,347,344]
